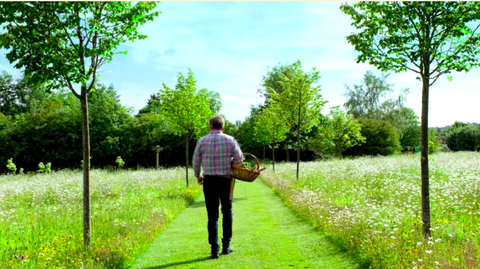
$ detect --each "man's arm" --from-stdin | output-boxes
[192,139,203,179]
[231,139,243,165]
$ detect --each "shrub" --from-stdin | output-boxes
[428,129,442,153]
[344,118,401,156]
[6,158,16,174]
[400,125,421,151]
[445,122,480,151]
[115,156,125,169]
[38,162,52,173]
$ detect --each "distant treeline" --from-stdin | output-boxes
[2,67,479,174]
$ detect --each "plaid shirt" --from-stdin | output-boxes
[193,130,243,177]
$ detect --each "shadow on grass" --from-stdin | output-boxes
[189,198,246,208]
[189,201,205,208]
[140,257,210,269]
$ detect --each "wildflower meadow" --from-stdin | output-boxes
[0,168,200,269]
[262,152,480,269]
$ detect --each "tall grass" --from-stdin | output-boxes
[262,152,480,269]
[0,168,201,269]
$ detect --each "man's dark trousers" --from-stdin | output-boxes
[203,175,233,254]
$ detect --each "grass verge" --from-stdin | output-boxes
[262,152,480,268]
[0,168,201,269]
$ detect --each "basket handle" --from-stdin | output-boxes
[243,153,259,171]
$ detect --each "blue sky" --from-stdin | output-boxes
[1,1,479,127]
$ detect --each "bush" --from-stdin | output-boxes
[400,125,421,151]
[37,162,52,173]
[344,118,401,156]
[6,158,16,174]
[428,129,442,154]
[115,156,125,169]
[445,123,480,151]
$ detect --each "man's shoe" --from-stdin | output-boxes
[209,252,219,259]
[222,246,233,255]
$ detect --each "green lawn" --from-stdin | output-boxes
[131,178,363,269]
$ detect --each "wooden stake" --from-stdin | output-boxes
[229,178,236,200]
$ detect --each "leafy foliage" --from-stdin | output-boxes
[428,129,442,154]
[267,60,327,179]
[159,70,214,186]
[37,162,52,174]
[329,106,366,155]
[307,107,365,157]
[0,2,160,92]
[445,122,480,151]
[0,71,49,116]
[344,71,408,119]
[254,104,289,150]
[343,71,419,150]
[254,103,289,171]
[236,105,264,158]
[88,83,132,166]
[115,156,125,169]
[344,118,401,157]
[6,158,16,174]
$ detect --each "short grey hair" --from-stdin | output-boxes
[209,115,224,130]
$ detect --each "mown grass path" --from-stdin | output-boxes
[130,178,363,269]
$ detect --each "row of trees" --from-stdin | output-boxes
[0,70,238,176]
[237,63,425,167]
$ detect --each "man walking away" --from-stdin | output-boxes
[193,115,243,259]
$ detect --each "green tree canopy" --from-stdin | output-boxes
[254,103,289,171]
[159,70,214,186]
[343,118,401,157]
[343,70,419,150]
[268,60,327,180]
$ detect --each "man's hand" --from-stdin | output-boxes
[232,162,244,169]
[197,176,204,185]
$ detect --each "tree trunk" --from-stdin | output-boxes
[296,137,300,180]
[80,92,91,247]
[296,86,302,180]
[420,74,431,238]
[272,146,275,172]
[185,134,189,187]
[263,146,265,162]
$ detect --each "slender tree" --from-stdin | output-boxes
[269,60,326,180]
[253,103,289,171]
[159,70,213,186]
[0,1,160,246]
[341,1,480,237]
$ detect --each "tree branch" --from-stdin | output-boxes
[65,79,81,99]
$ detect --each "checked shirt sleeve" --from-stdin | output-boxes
[192,138,203,177]
[231,139,243,165]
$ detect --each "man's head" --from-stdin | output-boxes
[209,115,225,131]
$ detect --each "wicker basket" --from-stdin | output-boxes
[232,153,265,182]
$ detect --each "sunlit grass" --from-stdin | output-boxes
[0,168,201,269]
[262,152,480,269]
